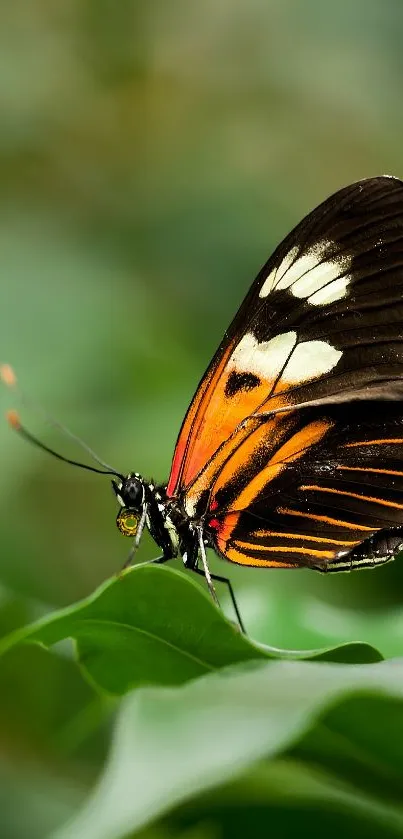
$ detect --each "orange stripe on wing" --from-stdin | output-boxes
[345,439,403,447]
[224,544,295,568]
[236,540,335,559]
[252,529,358,546]
[167,339,237,495]
[269,419,333,465]
[337,465,403,477]
[300,484,403,510]
[220,419,332,516]
[276,506,374,531]
[210,417,279,500]
[184,415,265,517]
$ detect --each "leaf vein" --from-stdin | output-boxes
[71,618,216,672]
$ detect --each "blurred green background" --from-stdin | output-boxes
[1,0,403,836]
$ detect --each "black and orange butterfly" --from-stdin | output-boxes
[6,176,403,631]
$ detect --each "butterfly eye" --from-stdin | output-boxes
[116,509,139,537]
[119,475,144,508]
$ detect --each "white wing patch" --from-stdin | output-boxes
[259,247,299,297]
[276,246,328,292]
[281,340,342,383]
[229,331,342,385]
[229,331,297,380]
[308,276,350,306]
[259,241,352,306]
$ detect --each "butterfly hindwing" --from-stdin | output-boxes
[207,401,403,569]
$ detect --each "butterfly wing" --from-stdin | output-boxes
[166,176,403,566]
[207,401,403,569]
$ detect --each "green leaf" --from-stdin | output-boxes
[48,658,403,839]
[0,566,382,694]
[242,582,403,658]
[165,758,403,839]
[0,643,109,760]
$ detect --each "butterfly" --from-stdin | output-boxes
[5,176,403,632]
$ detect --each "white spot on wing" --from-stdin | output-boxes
[282,340,342,382]
[229,331,297,380]
[309,276,349,306]
[277,248,327,292]
[259,247,299,297]
[259,241,352,306]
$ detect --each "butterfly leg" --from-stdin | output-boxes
[193,567,245,633]
[196,527,221,609]
[193,528,245,632]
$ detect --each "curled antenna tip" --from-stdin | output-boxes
[6,409,21,430]
[0,364,17,388]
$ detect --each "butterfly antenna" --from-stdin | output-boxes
[1,364,124,479]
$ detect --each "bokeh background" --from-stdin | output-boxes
[1,1,403,836]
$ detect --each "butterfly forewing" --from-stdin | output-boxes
[167,176,403,570]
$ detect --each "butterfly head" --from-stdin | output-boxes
[112,473,145,537]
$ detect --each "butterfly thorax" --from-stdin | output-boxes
[112,473,198,566]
